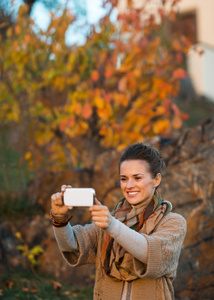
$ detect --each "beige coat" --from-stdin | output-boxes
[61,212,186,300]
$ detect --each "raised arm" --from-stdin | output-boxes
[89,199,148,263]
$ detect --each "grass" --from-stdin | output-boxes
[0,270,93,300]
[0,125,38,218]
[0,193,42,219]
[0,130,28,193]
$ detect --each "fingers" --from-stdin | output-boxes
[51,185,72,204]
[61,185,67,193]
[90,204,112,229]
[51,185,73,216]
[89,199,103,211]
[94,198,101,205]
[90,205,108,218]
[90,208,108,218]
[51,192,63,206]
[61,185,72,193]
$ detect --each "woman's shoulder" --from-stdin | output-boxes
[159,211,187,231]
[167,211,186,222]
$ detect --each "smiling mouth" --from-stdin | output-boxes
[127,191,139,197]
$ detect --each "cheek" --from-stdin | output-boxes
[141,179,154,190]
[120,182,125,189]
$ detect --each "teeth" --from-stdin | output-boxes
[128,192,138,195]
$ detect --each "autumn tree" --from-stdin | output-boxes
[0,0,190,177]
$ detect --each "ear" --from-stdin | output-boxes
[154,173,162,188]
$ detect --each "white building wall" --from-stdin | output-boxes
[202,45,214,100]
[178,0,214,100]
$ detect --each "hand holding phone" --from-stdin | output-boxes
[63,188,95,207]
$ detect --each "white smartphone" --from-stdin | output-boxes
[63,188,95,207]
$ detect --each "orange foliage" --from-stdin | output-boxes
[0,1,191,173]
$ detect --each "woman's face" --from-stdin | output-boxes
[119,159,161,206]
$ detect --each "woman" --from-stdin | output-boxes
[50,143,186,300]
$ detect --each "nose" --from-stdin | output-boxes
[126,178,135,189]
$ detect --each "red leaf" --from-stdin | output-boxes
[82,103,93,120]
[118,77,127,92]
[181,112,189,120]
[91,70,99,82]
[105,66,114,79]
[171,103,180,116]
[173,68,186,79]
[158,8,164,18]
[59,118,74,131]
[104,93,112,103]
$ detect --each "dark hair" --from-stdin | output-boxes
[119,143,165,178]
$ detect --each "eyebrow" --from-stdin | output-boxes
[120,173,145,177]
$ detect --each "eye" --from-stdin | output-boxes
[120,177,127,182]
[135,176,142,180]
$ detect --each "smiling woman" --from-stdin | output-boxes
[50,143,186,300]
[120,160,161,206]
[119,143,163,207]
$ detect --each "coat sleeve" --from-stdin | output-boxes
[142,212,187,279]
[60,223,100,267]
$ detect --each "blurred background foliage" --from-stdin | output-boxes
[0,0,190,188]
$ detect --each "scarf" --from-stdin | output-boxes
[102,191,172,281]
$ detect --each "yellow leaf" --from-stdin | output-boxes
[24,34,31,44]
[97,108,110,120]
[74,102,82,115]
[133,69,141,78]
[155,106,165,115]
[25,152,32,160]
[153,119,170,134]
[53,76,66,91]
[118,64,131,73]
[113,93,129,107]
[15,232,23,241]
[99,125,107,136]
[106,126,113,147]
[30,245,44,255]
[66,74,80,85]
[6,27,12,38]
[80,120,88,131]
[28,253,34,261]
[15,25,21,35]
[13,40,19,49]
[94,97,104,109]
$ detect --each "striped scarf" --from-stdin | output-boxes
[102,191,172,281]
